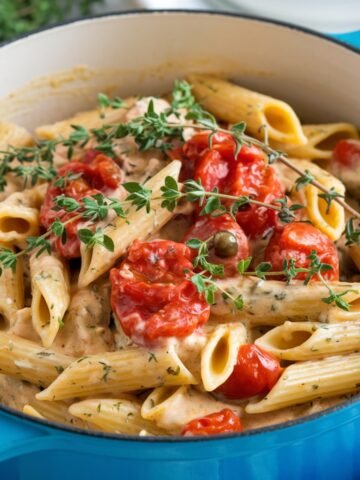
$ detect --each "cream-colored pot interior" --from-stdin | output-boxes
[0,12,359,130]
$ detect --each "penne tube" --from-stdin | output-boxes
[36,345,196,401]
[255,320,360,360]
[0,122,34,201]
[141,386,242,433]
[201,323,247,391]
[69,397,167,435]
[78,160,181,288]
[0,184,47,247]
[212,276,360,325]
[27,399,91,429]
[0,245,24,329]
[271,123,359,161]
[30,253,70,348]
[0,331,73,387]
[246,353,360,413]
[0,205,39,247]
[23,405,46,419]
[0,121,34,149]
[187,74,307,145]
[242,395,345,430]
[35,99,135,140]
[290,159,345,241]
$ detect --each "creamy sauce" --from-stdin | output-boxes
[52,281,114,357]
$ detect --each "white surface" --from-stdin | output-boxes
[0,12,359,130]
[136,0,360,33]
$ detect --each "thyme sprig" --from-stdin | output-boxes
[237,251,355,311]
[0,80,359,223]
[344,218,360,246]
[160,177,302,224]
[0,192,126,273]
[191,271,244,310]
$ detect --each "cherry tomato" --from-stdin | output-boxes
[194,150,229,192]
[40,153,122,259]
[230,155,284,238]
[333,139,360,168]
[110,240,210,345]
[183,214,250,276]
[264,222,339,281]
[181,409,243,436]
[332,139,360,198]
[179,132,284,238]
[217,344,283,399]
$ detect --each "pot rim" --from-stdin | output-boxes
[0,8,359,443]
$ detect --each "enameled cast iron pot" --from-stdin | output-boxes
[0,11,360,480]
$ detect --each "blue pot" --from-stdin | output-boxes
[0,11,360,480]
[1,397,360,480]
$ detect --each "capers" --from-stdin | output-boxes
[213,230,238,258]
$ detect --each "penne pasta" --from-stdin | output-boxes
[23,405,46,419]
[0,184,47,247]
[212,276,360,325]
[290,159,345,241]
[187,74,307,145]
[35,99,135,140]
[30,253,70,348]
[27,399,91,429]
[0,245,24,329]
[141,386,242,433]
[201,323,247,391]
[69,397,167,435]
[36,345,196,401]
[0,121,34,150]
[0,331,73,387]
[246,353,360,413]
[78,160,181,288]
[1,80,360,436]
[271,123,359,161]
[255,320,360,360]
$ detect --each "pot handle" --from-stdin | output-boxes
[0,409,60,463]
[329,31,360,48]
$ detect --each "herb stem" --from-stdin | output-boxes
[276,155,360,219]
[167,122,360,220]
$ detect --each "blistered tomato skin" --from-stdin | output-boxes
[110,240,210,346]
[40,153,122,259]
[264,222,339,282]
[181,408,243,436]
[217,344,283,400]
[194,150,229,193]
[179,131,284,238]
[183,214,250,276]
[230,156,284,238]
[333,139,360,169]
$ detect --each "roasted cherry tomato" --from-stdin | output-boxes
[217,344,283,399]
[332,139,360,198]
[181,409,243,436]
[333,139,360,168]
[264,222,339,281]
[194,150,229,193]
[40,152,122,259]
[183,214,250,276]
[230,154,284,238]
[179,132,284,238]
[110,240,210,345]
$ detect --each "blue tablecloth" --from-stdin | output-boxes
[331,31,360,49]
